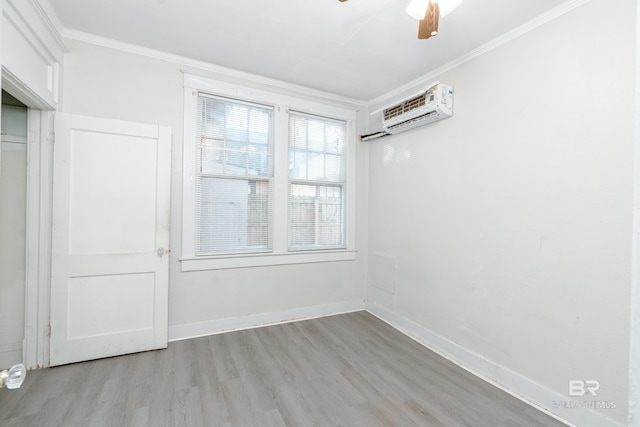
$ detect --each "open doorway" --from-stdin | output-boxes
[0,90,28,368]
[0,85,54,370]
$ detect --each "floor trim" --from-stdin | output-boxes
[168,299,365,342]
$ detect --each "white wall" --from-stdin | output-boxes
[59,39,368,337]
[366,0,633,425]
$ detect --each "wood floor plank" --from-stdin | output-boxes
[0,311,568,427]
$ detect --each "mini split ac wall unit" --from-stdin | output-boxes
[381,83,453,135]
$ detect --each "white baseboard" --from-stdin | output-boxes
[168,299,365,342]
[365,303,623,427]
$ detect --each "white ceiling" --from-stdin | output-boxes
[48,0,567,102]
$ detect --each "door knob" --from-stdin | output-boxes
[157,248,171,257]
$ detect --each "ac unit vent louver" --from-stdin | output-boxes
[381,83,453,135]
[383,93,427,121]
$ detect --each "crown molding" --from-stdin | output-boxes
[2,0,67,59]
[368,0,591,110]
[61,29,368,109]
[32,0,64,36]
[14,0,67,56]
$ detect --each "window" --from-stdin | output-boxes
[182,73,357,271]
[288,113,346,250]
[196,95,274,254]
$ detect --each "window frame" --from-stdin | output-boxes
[195,94,275,255]
[287,111,348,252]
[181,73,357,271]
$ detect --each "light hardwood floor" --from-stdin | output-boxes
[0,311,567,426]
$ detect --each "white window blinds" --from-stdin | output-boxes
[288,112,346,250]
[196,94,274,254]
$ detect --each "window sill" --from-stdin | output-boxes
[180,249,357,271]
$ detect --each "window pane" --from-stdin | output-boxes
[288,184,317,247]
[288,183,343,249]
[291,116,307,149]
[226,105,248,141]
[201,102,223,139]
[197,177,272,254]
[308,120,325,152]
[199,138,224,174]
[325,124,344,154]
[226,140,247,175]
[198,95,273,178]
[307,151,325,181]
[288,113,345,183]
[289,150,307,180]
[325,154,342,181]
[248,144,269,177]
[249,110,270,145]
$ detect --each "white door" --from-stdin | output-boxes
[50,113,171,366]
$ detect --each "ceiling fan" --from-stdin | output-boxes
[339,0,461,40]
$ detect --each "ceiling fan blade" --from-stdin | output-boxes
[418,1,439,39]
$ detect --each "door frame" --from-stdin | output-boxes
[23,108,54,369]
[1,74,55,370]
